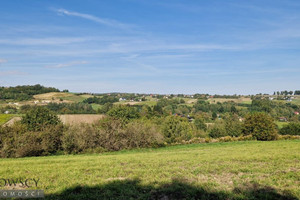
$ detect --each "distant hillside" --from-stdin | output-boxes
[0,84,60,101]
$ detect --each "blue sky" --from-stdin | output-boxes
[0,0,299,94]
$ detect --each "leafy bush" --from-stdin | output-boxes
[279,122,300,135]
[62,123,102,154]
[162,116,195,143]
[98,102,113,114]
[0,123,64,158]
[62,118,164,154]
[242,112,278,141]
[194,117,207,131]
[208,124,226,138]
[21,106,61,131]
[107,105,140,124]
[224,114,242,137]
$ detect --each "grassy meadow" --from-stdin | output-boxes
[0,140,299,199]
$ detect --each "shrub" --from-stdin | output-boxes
[0,122,27,158]
[242,112,278,141]
[279,122,300,136]
[62,119,165,153]
[0,122,64,158]
[194,117,207,131]
[224,115,242,137]
[21,106,61,131]
[277,134,300,140]
[208,124,226,138]
[107,105,140,124]
[62,123,102,154]
[162,116,195,143]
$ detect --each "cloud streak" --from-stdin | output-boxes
[0,59,7,64]
[55,8,132,29]
[0,70,27,76]
[45,61,88,68]
[0,37,91,46]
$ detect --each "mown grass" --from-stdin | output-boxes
[292,97,300,105]
[0,114,15,125]
[0,140,299,199]
[276,121,289,129]
[91,103,102,111]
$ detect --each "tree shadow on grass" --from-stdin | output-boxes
[46,179,298,200]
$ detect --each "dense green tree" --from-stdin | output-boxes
[242,112,278,141]
[21,106,61,131]
[212,112,217,120]
[107,105,140,123]
[83,96,118,105]
[161,116,194,143]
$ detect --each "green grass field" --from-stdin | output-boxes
[276,121,289,129]
[0,140,299,199]
[0,114,15,125]
[292,97,300,105]
[61,94,88,103]
[91,103,102,111]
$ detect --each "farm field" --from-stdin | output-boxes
[33,92,73,100]
[33,92,90,103]
[0,115,106,126]
[208,97,252,104]
[58,114,105,125]
[0,140,299,199]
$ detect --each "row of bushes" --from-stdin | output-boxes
[2,116,299,158]
[1,106,299,158]
[0,119,165,158]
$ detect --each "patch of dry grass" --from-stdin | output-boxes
[58,114,105,125]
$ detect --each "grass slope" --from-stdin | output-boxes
[0,114,15,125]
[0,140,299,199]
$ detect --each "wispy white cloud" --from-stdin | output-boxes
[45,61,88,68]
[0,37,91,46]
[55,8,132,29]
